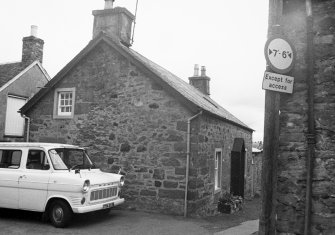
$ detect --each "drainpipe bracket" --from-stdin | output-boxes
[306,134,316,145]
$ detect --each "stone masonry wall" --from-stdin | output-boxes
[276,1,335,234]
[0,65,48,141]
[26,41,197,215]
[187,115,252,216]
[252,151,262,197]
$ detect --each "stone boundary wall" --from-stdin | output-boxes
[276,1,335,234]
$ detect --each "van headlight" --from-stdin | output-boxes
[82,180,90,193]
[120,176,125,187]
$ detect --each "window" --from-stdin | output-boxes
[0,150,22,169]
[48,148,95,170]
[215,148,222,191]
[26,150,49,170]
[53,88,75,119]
[5,95,27,136]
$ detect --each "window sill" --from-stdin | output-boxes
[53,115,74,119]
[4,134,24,138]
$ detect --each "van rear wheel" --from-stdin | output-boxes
[49,200,72,228]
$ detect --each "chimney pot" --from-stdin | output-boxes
[104,0,114,9]
[189,65,211,96]
[31,25,38,37]
[201,66,206,76]
[194,64,199,76]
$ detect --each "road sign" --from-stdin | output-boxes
[264,36,296,74]
[262,71,294,94]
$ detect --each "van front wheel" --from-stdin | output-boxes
[49,200,73,228]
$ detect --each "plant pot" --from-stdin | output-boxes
[218,203,231,214]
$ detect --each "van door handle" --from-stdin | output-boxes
[19,175,27,179]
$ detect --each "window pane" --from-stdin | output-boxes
[27,150,48,170]
[215,150,222,190]
[11,151,22,165]
[0,150,22,169]
[56,89,75,117]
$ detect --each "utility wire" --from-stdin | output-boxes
[131,0,139,44]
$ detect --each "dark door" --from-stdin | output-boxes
[230,138,246,197]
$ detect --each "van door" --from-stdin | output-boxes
[0,149,23,209]
[18,149,50,211]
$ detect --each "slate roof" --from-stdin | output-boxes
[21,33,252,132]
[0,62,24,88]
[127,49,251,130]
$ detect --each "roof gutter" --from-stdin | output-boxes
[184,110,203,217]
[201,110,254,133]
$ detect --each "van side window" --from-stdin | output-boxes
[26,150,49,170]
[0,150,22,169]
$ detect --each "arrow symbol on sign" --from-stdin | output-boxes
[269,49,273,55]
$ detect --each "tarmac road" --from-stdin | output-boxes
[0,208,211,235]
[0,198,261,235]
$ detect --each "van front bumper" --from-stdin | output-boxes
[72,198,125,213]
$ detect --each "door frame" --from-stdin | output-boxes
[230,138,246,197]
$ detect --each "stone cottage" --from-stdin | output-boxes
[20,1,253,216]
[263,0,335,234]
[0,26,50,142]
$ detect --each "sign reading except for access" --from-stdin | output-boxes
[264,36,296,74]
[262,71,294,94]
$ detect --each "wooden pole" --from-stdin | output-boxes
[259,90,280,235]
[304,1,315,234]
[259,1,281,234]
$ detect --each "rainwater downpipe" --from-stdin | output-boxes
[305,1,315,234]
[184,111,202,217]
[22,114,30,142]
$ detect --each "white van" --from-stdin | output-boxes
[0,142,125,227]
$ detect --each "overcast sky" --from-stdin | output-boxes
[0,0,268,141]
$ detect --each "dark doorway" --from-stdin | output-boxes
[230,138,246,197]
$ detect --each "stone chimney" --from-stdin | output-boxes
[22,25,44,65]
[92,0,135,47]
[189,65,211,96]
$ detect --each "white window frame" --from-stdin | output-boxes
[4,95,27,137]
[53,88,76,119]
[214,148,223,192]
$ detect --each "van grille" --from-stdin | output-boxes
[90,187,117,201]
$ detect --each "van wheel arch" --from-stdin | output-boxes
[43,198,73,225]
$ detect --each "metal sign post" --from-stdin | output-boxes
[263,36,296,94]
[264,36,296,74]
